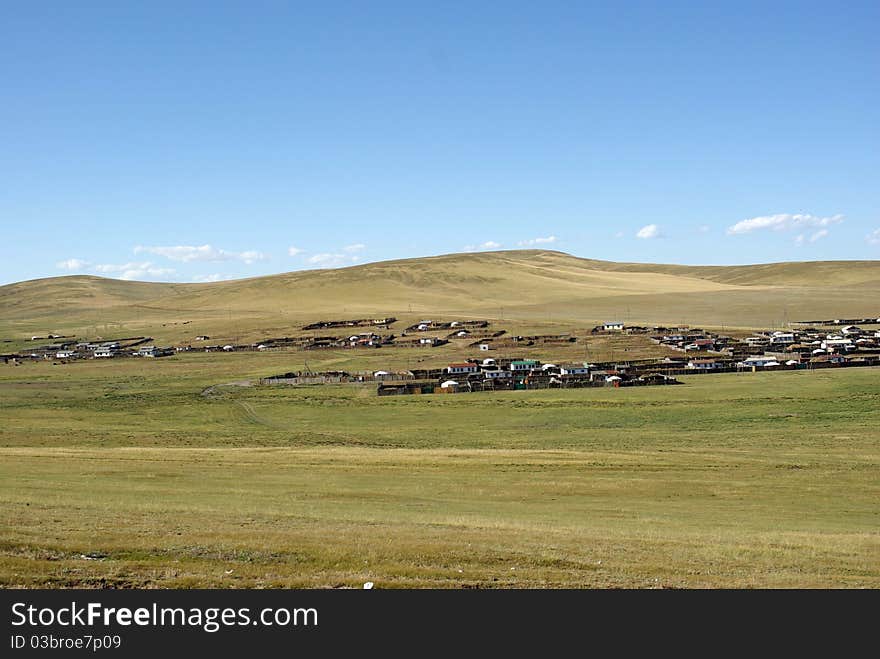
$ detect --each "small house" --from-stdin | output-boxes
[603,322,624,332]
[510,359,540,372]
[589,369,619,382]
[687,358,721,370]
[737,356,779,368]
[446,362,478,375]
[770,331,796,344]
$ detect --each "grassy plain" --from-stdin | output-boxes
[2,251,878,587]
[1,353,878,588]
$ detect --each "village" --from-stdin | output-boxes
[8,315,878,396]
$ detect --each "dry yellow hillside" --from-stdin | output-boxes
[1,250,878,342]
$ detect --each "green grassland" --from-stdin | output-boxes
[1,352,878,588]
[1,251,878,588]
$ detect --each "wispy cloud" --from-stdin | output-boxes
[287,246,305,256]
[636,224,661,239]
[726,213,844,236]
[343,243,365,253]
[56,258,90,271]
[463,241,502,252]
[238,250,266,264]
[867,228,880,245]
[134,244,268,264]
[517,235,557,247]
[698,225,711,234]
[94,262,176,281]
[795,230,829,246]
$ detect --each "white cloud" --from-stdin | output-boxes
[343,243,365,253]
[306,253,360,268]
[613,231,625,239]
[698,225,711,234]
[93,261,176,281]
[288,246,305,256]
[238,250,266,264]
[517,235,557,247]
[464,241,503,252]
[726,213,844,236]
[134,244,268,264]
[56,258,90,271]
[867,229,880,245]
[636,224,661,239]
[794,230,828,247]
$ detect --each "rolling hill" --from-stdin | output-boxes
[1,250,879,343]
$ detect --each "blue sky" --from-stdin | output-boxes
[1,1,878,285]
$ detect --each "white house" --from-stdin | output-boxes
[94,347,116,358]
[56,350,76,359]
[139,346,172,358]
[771,332,796,344]
[446,362,478,375]
[510,359,540,372]
[737,356,779,368]
[603,322,624,332]
[687,358,721,370]
[482,370,512,380]
[559,363,590,376]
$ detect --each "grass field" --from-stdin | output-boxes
[1,353,878,588]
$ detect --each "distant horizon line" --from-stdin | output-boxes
[3,248,880,288]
